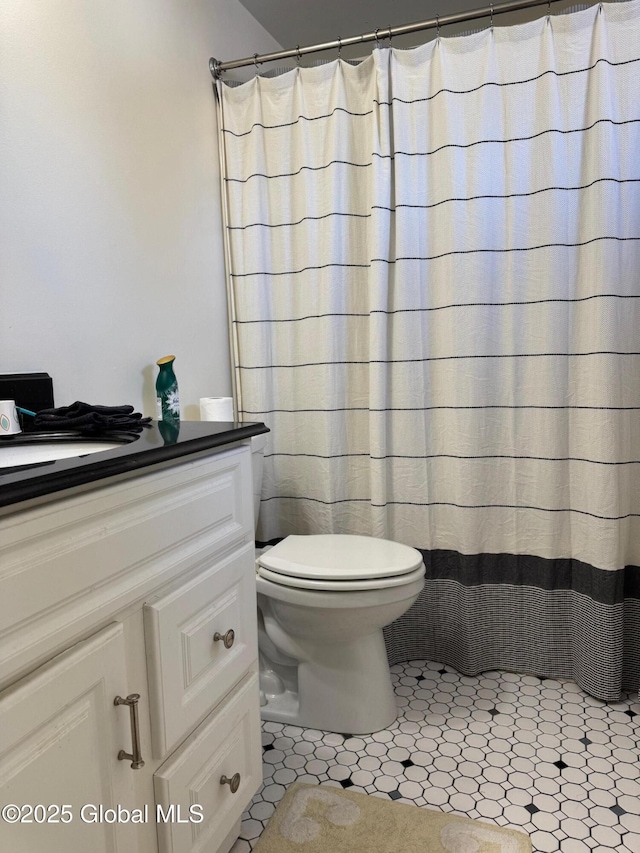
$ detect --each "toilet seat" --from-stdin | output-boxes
[257,562,425,591]
[256,534,424,592]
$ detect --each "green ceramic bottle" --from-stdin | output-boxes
[155,355,180,422]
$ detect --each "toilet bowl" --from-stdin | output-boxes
[255,533,425,734]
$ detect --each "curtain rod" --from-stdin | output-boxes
[209,0,557,78]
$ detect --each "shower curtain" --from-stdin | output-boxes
[218,1,640,700]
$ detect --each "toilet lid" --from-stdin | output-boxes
[256,534,423,582]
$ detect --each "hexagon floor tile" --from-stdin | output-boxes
[230,660,640,853]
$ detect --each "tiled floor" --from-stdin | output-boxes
[231,660,640,853]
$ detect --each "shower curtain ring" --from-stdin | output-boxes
[296,45,301,65]
[375,27,381,48]
[436,14,440,38]
[337,36,342,58]
[490,1,494,29]
[253,53,260,70]
[387,26,392,44]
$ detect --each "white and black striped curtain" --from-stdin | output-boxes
[219,1,640,700]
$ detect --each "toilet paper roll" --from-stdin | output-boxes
[200,396,234,422]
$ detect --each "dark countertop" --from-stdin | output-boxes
[0,420,268,514]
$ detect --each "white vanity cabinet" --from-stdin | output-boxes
[0,442,262,853]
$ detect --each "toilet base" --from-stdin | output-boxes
[259,628,398,734]
[260,688,299,722]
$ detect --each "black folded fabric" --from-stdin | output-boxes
[33,401,152,434]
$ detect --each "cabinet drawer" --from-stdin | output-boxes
[154,671,262,853]
[144,542,258,757]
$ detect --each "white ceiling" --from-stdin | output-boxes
[233,0,579,63]
[236,0,483,53]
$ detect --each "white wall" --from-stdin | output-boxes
[0,1,280,419]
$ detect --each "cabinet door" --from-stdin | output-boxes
[0,623,138,853]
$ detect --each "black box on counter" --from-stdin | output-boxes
[0,373,54,429]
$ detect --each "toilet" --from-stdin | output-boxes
[251,435,425,734]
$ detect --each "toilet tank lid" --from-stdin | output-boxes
[257,534,423,581]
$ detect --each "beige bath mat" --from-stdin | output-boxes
[253,783,531,852]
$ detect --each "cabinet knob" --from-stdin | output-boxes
[213,628,235,649]
[220,773,241,793]
[114,693,145,770]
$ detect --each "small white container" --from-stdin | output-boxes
[0,400,21,435]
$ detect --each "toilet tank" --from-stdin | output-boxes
[250,433,266,532]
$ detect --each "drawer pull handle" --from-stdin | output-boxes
[220,773,241,793]
[214,629,235,649]
[114,694,145,770]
